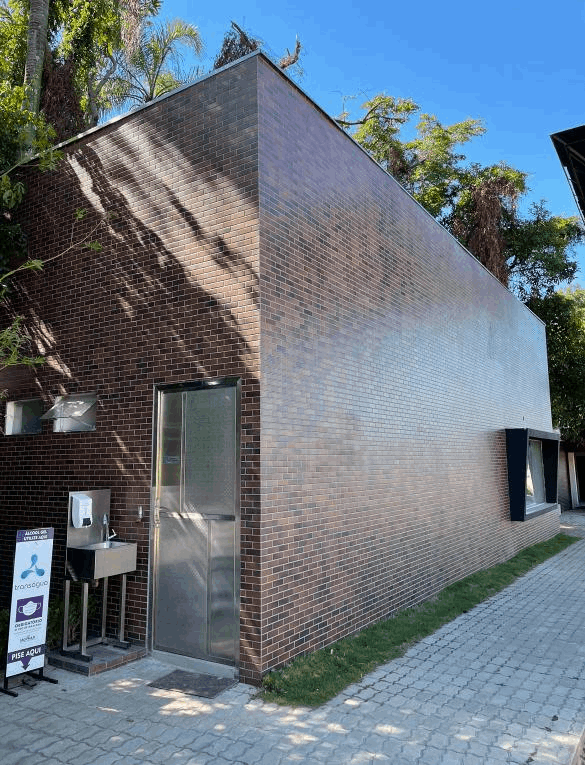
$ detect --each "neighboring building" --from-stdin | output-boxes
[0,52,560,685]
[559,444,585,511]
[552,126,585,512]
[552,126,585,223]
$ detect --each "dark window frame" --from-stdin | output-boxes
[4,398,44,435]
[505,428,559,521]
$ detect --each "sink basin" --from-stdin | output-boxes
[67,540,137,580]
[85,541,121,550]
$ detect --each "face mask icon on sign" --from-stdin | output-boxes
[20,554,45,579]
[17,600,41,616]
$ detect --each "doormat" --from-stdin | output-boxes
[147,670,236,698]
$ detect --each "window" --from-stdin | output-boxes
[506,428,559,521]
[526,439,546,508]
[40,393,97,432]
[5,399,44,435]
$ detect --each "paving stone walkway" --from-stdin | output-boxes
[3,514,585,765]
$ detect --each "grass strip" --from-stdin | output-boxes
[260,533,579,707]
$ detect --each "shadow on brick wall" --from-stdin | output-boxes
[1,113,262,677]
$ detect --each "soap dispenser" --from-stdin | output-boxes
[71,492,93,528]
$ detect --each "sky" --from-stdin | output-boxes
[156,0,585,281]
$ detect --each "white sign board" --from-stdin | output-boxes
[6,528,54,678]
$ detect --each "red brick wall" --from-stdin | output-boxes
[256,57,559,673]
[1,57,262,682]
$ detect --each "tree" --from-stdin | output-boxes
[0,83,58,275]
[343,96,584,299]
[104,18,203,111]
[503,201,582,301]
[213,21,259,70]
[0,0,162,139]
[0,82,59,382]
[527,289,585,443]
[0,0,165,380]
[213,21,302,74]
[23,0,49,116]
[52,0,161,128]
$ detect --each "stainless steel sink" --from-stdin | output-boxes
[67,540,137,580]
[85,541,120,549]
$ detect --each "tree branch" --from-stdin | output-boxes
[279,37,301,70]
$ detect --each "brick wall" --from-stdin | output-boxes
[1,56,262,682]
[256,57,559,673]
[0,54,560,683]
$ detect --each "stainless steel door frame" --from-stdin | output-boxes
[149,378,241,668]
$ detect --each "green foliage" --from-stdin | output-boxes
[261,534,578,706]
[52,0,162,123]
[348,95,583,298]
[0,82,59,278]
[0,590,99,660]
[507,202,582,300]
[46,588,98,647]
[350,95,485,218]
[0,2,28,86]
[0,82,58,171]
[528,288,585,442]
[0,315,44,374]
[104,18,203,110]
[0,255,45,380]
[0,1,163,132]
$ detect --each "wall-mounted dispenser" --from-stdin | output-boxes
[71,492,93,528]
[66,489,110,553]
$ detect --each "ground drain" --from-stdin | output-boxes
[147,670,236,698]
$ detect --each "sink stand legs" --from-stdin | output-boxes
[101,577,108,640]
[61,575,130,660]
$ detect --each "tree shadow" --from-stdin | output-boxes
[0,60,263,679]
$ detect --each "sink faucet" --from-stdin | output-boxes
[102,514,117,542]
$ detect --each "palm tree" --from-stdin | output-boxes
[23,0,50,115]
[105,18,203,112]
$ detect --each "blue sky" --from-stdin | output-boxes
[158,0,585,281]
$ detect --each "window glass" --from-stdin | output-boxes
[5,399,44,435]
[526,439,546,507]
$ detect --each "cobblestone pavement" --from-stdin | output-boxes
[3,518,585,765]
[560,510,585,537]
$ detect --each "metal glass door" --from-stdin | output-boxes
[152,381,239,665]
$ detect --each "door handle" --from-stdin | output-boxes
[200,514,235,521]
[155,505,186,522]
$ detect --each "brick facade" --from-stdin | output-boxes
[256,59,559,671]
[1,56,262,682]
[0,54,559,684]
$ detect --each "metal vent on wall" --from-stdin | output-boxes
[41,393,97,432]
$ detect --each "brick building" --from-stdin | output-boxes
[0,53,560,684]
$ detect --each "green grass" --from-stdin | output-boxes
[260,533,579,707]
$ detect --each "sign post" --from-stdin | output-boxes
[2,528,58,697]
